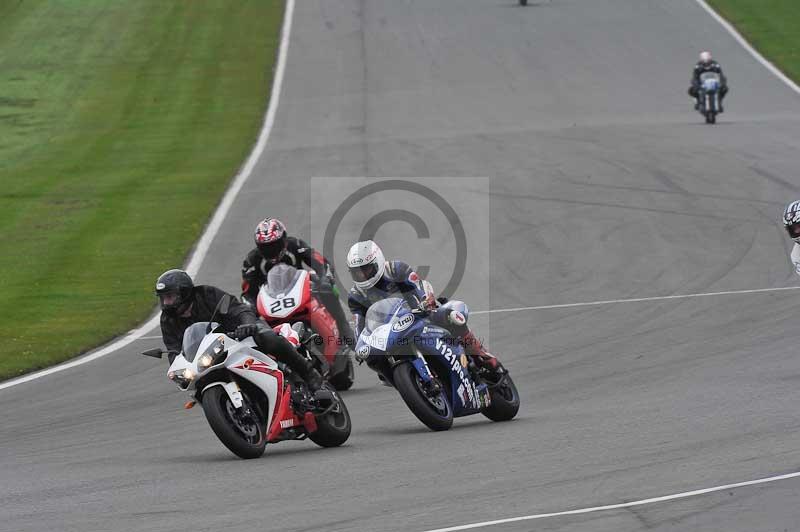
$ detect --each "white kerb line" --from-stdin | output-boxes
[0,0,297,393]
[420,470,800,532]
[694,0,800,96]
[470,286,800,315]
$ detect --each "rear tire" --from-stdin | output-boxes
[201,386,266,459]
[481,372,520,422]
[393,362,453,431]
[308,387,352,447]
[520,0,528,5]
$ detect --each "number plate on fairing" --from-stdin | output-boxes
[258,271,307,319]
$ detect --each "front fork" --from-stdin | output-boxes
[201,380,244,408]
[409,346,442,396]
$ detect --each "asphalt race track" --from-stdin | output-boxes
[3,1,800,531]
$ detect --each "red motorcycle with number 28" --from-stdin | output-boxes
[257,263,355,390]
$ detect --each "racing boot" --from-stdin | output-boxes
[303,365,324,393]
[460,330,499,371]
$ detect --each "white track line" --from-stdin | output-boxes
[694,0,800,95]
[471,286,800,315]
[0,0,296,393]
[421,470,800,532]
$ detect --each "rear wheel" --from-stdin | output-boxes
[481,371,520,422]
[393,362,453,431]
[201,386,266,459]
[519,0,528,5]
[308,387,352,447]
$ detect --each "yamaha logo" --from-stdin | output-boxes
[156,282,165,290]
[391,313,415,332]
[357,344,370,358]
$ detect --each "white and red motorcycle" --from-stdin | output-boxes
[142,297,351,459]
[257,264,355,390]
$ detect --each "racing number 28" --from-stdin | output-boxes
[270,297,296,314]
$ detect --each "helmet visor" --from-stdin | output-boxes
[349,263,378,283]
[787,222,800,239]
[158,291,181,312]
[257,239,286,263]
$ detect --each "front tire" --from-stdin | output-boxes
[481,372,520,422]
[308,387,352,447]
[201,386,266,459]
[393,362,453,431]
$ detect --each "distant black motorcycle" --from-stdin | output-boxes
[697,72,722,124]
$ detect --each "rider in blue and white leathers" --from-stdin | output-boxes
[345,240,499,371]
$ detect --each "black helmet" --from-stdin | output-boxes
[254,218,288,265]
[155,269,194,317]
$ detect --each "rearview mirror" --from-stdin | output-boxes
[141,348,164,359]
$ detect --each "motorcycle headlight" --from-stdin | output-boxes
[197,353,213,369]
[197,337,228,370]
[169,368,195,389]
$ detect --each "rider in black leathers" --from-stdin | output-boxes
[156,269,323,390]
[688,51,728,112]
[241,218,355,345]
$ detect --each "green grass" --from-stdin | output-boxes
[0,0,283,379]
[706,0,800,82]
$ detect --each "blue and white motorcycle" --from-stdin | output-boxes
[698,72,722,124]
[356,297,520,431]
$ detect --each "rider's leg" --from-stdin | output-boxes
[689,86,700,110]
[253,328,323,390]
[430,304,499,370]
[313,279,356,347]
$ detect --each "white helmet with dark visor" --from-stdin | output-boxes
[347,240,386,289]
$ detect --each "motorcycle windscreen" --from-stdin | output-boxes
[182,321,218,362]
[364,297,409,334]
[699,72,720,90]
[265,263,304,297]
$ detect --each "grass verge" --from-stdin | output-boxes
[0,0,283,379]
[706,0,800,82]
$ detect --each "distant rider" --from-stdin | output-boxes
[689,51,728,112]
[241,218,355,344]
[345,240,500,370]
[783,201,800,274]
[155,268,323,390]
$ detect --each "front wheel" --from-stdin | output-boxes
[393,362,453,431]
[705,111,716,124]
[201,386,266,459]
[481,371,520,422]
[308,386,352,447]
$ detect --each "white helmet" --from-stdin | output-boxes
[699,51,712,64]
[347,240,386,289]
